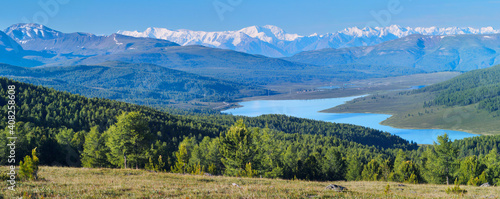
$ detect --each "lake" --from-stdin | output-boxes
[222,96,478,144]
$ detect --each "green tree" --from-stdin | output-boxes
[322,148,346,181]
[424,134,458,185]
[379,159,392,181]
[219,119,259,176]
[257,128,283,178]
[362,159,381,181]
[282,145,298,179]
[484,149,500,185]
[458,155,486,185]
[56,127,75,147]
[105,112,152,169]
[398,160,420,183]
[300,153,322,180]
[189,137,211,168]
[346,155,363,181]
[81,126,110,168]
[206,138,223,175]
[393,149,407,181]
[171,137,195,173]
[19,148,39,180]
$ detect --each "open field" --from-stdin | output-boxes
[322,92,433,115]
[2,166,499,198]
[242,72,460,101]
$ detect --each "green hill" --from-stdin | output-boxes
[417,64,500,116]
[325,65,500,134]
[0,77,415,166]
[1,78,499,187]
[0,61,268,107]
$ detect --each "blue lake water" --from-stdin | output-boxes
[222,96,478,144]
[409,85,426,90]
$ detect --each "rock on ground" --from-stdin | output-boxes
[325,184,348,192]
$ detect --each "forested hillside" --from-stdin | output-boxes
[327,65,500,134]
[0,78,412,165]
[417,64,500,116]
[0,62,267,105]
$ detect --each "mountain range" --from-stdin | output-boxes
[4,23,179,56]
[3,23,500,85]
[2,24,325,84]
[119,25,500,57]
[286,34,500,72]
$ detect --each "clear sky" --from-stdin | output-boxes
[1,0,499,35]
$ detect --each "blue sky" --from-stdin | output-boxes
[1,0,499,35]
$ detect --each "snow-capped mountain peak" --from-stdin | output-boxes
[119,25,500,57]
[5,23,62,41]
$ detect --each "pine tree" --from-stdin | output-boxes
[219,119,259,176]
[484,148,500,185]
[435,134,458,185]
[81,126,110,168]
[362,159,381,181]
[346,155,363,181]
[171,137,195,173]
[322,148,346,181]
[206,138,223,175]
[301,153,321,180]
[282,145,298,179]
[189,136,211,167]
[393,149,407,181]
[458,155,486,185]
[379,159,392,181]
[19,148,39,180]
[424,134,458,185]
[105,112,152,169]
[398,160,419,183]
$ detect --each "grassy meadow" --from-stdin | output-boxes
[1,166,499,198]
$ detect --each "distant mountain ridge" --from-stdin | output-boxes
[4,23,179,56]
[2,23,500,85]
[286,34,500,72]
[0,29,44,67]
[118,25,500,57]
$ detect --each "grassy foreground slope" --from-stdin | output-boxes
[325,65,500,135]
[1,166,498,199]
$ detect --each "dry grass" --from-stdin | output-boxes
[1,166,499,198]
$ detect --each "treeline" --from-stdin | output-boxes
[188,114,418,150]
[168,122,500,185]
[417,65,500,115]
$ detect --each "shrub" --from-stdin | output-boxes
[145,156,166,172]
[406,173,418,184]
[19,148,39,180]
[0,172,9,181]
[239,162,257,178]
[384,184,390,195]
[446,178,467,194]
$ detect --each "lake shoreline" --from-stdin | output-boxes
[223,96,477,144]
